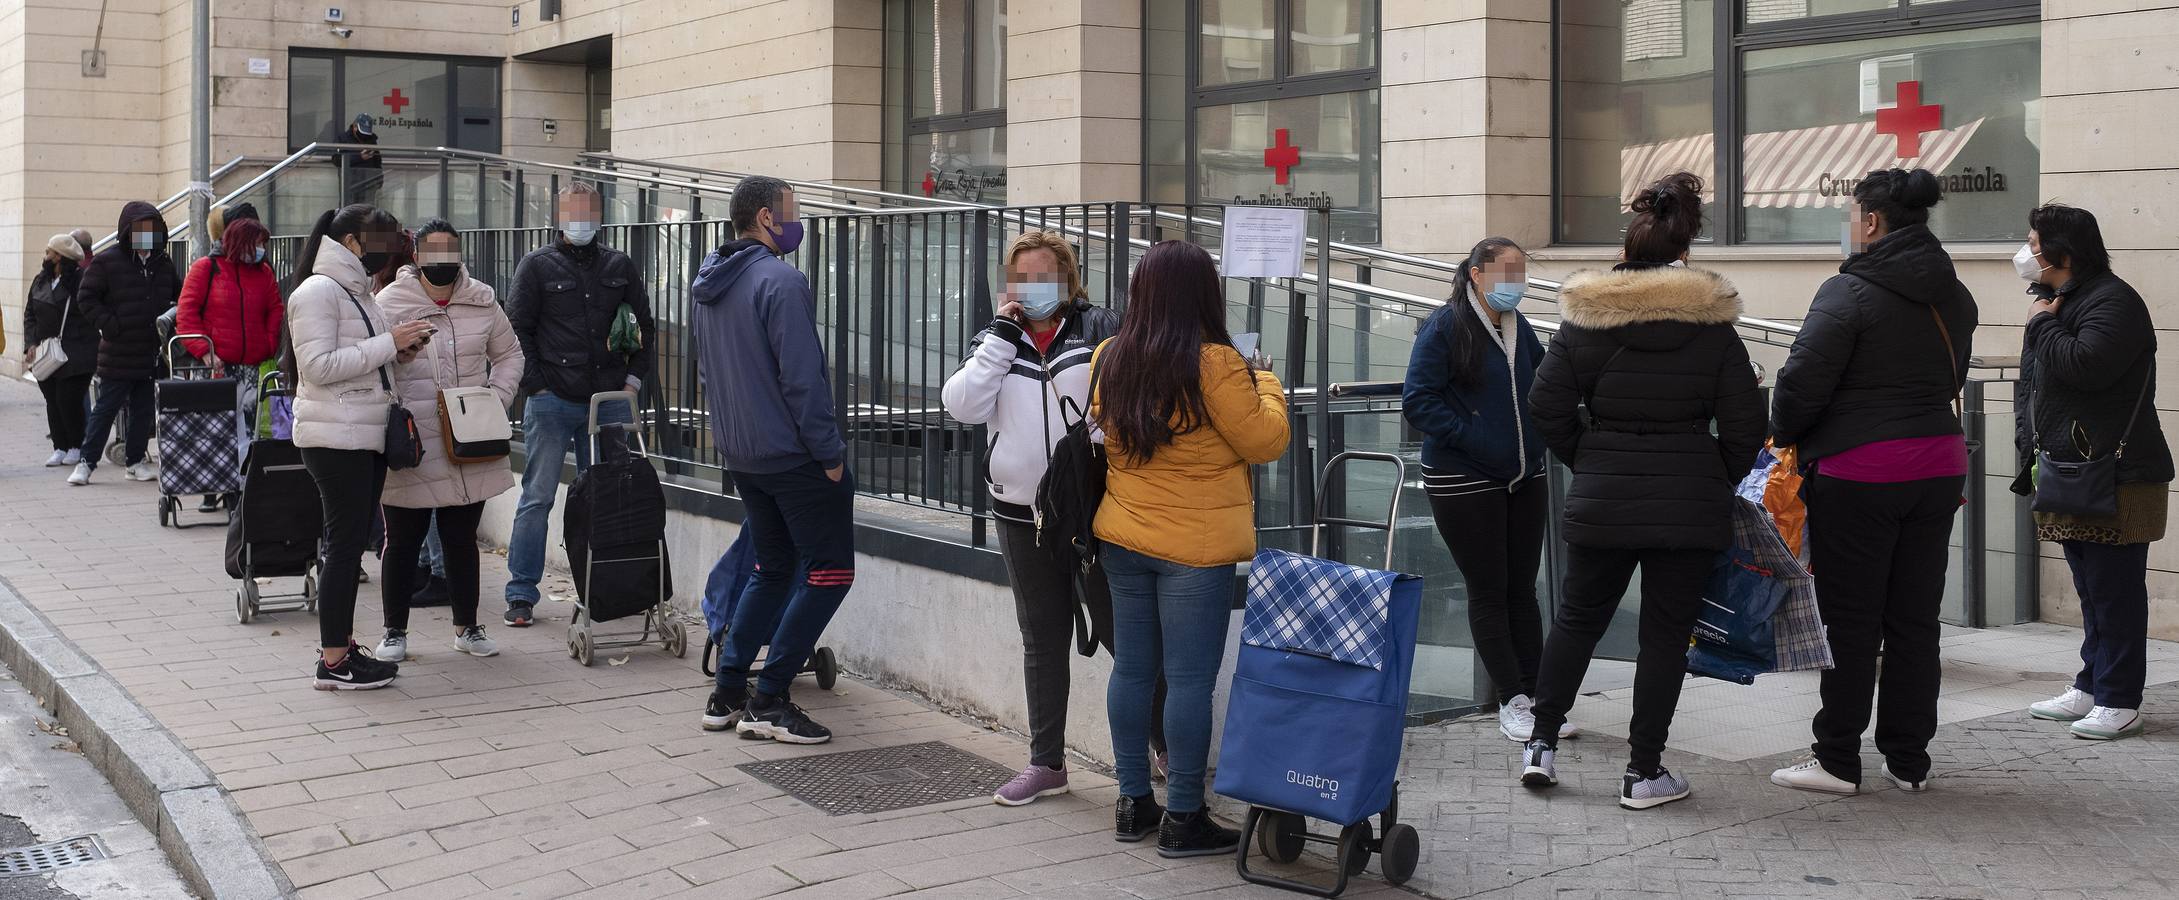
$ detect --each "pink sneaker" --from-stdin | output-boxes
[993,765,1070,806]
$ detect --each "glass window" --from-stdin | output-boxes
[455,64,500,155]
[1196,91,1380,243]
[289,56,338,147]
[1557,0,1717,243]
[346,55,451,148]
[1200,0,1276,86]
[973,0,1007,112]
[1740,23,2039,242]
[289,53,502,154]
[907,0,1003,118]
[912,126,1008,203]
[1744,0,1891,25]
[1291,0,1374,75]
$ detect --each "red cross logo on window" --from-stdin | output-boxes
[1874,80,1941,159]
[1264,128,1302,186]
[382,88,410,115]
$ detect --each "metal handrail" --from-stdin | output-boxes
[578,152,962,210]
[91,154,261,251]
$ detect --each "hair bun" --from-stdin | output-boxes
[1895,168,1942,211]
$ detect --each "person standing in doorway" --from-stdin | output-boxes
[1768,169,1978,795]
[504,182,655,627]
[23,234,97,468]
[1520,173,1765,809]
[70,201,181,486]
[1094,241,1289,858]
[691,176,855,746]
[2015,204,2171,742]
[942,230,1169,805]
[344,114,383,207]
[1403,237,1576,744]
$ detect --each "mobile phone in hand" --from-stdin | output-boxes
[1233,332,1260,359]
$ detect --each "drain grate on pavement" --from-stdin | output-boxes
[738,741,1016,816]
[0,835,107,877]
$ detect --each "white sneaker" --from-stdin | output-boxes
[66,462,91,486]
[374,630,408,663]
[453,626,498,657]
[43,450,68,467]
[2070,706,2144,741]
[2029,687,2095,722]
[125,462,156,482]
[1770,756,1856,795]
[1498,695,1538,742]
[62,448,81,466]
[1881,763,1927,793]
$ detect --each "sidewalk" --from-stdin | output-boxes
[0,380,1404,899]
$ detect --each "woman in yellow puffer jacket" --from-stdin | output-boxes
[1092,240,1288,858]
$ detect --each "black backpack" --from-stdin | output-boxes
[1034,355,1107,573]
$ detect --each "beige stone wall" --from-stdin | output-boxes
[1005,0,1141,205]
[2038,1,2179,637]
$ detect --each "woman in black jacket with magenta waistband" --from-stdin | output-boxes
[1767,169,1977,797]
[1402,237,1573,744]
[1518,173,1766,809]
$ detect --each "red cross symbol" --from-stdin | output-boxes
[1874,81,1942,159]
[921,171,937,196]
[382,88,410,115]
[1263,128,1301,186]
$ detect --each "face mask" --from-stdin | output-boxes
[358,250,393,275]
[421,263,461,287]
[562,221,598,247]
[2013,244,2049,282]
[130,232,158,252]
[1482,280,1525,313]
[248,247,267,264]
[769,220,805,256]
[1016,282,1067,320]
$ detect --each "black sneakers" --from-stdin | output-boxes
[702,683,748,732]
[1157,810,1240,858]
[735,693,831,744]
[503,602,534,627]
[314,650,398,691]
[1114,792,1162,843]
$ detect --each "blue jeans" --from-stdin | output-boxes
[1102,543,1237,813]
[80,377,153,469]
[506,393,597,604]
[717,462,857,698]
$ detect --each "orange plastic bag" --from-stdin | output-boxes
[1763,444,1808,560]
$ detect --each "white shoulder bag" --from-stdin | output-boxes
[28,288,70,382]
[425,324,513,464]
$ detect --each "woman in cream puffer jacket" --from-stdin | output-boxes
[368,219,524,661]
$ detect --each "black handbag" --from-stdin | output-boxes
[2029,361,2153,519]
[338,287,425,470]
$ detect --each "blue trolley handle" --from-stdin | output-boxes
[1310,450,1407,561]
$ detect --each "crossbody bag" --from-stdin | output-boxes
[424,321,513,463]
[2029,357,2154,520]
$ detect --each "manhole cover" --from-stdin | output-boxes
[0,836,107,877]
[739,741,1015,816]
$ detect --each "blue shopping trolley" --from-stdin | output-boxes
[1216,451,1424,896]
[697,522,840,691]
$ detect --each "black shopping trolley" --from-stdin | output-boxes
[563,391,688,666]
[226,370,322,623]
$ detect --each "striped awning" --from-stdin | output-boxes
[1620,117,1986,210]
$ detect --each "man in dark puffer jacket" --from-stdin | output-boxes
[69,200,180,485]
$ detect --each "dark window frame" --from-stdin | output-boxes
[287,48,503,154]
[1180,0,1381,235]
[900,0,1009,192]
[1549,0,2040,246]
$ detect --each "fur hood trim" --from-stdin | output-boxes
[1558,267,1743,329]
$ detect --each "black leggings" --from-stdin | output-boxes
[1528,545,1711,775]
[1425,469,1548,703]
[382,503,485,632]
[301,447,387,650]
[39,374,91,452]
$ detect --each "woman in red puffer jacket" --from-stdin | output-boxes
[177,217,284,371]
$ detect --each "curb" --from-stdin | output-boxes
[0,577,292,900]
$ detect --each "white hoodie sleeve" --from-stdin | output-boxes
[941,319,1022,426]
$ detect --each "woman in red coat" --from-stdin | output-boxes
[176,217,284,372]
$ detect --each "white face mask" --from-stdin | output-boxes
[2013,244,2049,282]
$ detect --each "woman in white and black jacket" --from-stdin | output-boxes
[941,230,1162,806]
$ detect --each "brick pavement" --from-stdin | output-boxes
[0,381,1407,899]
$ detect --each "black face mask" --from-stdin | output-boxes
[421,263,461,287]
[359,251,394,276]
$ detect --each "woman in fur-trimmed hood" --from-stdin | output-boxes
[1516,172,1765,811]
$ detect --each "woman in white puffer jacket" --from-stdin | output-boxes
[283,204,432,693]
[368,219,524,664]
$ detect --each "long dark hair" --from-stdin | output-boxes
[283,204,400,294]
[1431,237,1524,391]
[1099,241,1235,462]
[1625,172,1705,264]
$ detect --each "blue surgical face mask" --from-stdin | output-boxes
[131,231,159,252]
[1016,282,1066,321]
[249,247,267,264]
[562,221,598,246]
[1482,280,1525,313]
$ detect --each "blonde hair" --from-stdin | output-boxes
[1005,230,1086,303]
[205,204,228,244]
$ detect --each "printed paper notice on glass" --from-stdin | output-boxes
[1220,206,1307,279]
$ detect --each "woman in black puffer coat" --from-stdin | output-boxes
[22,234,99,466]
[1517,172,1765,810]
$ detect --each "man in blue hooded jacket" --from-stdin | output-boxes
[690,176,853,745]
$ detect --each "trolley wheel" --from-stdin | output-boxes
[303,562,321,614]
[236,587,254,625]
[663,617,688,658]
[573,630,595,667]
[156,496,172,528]
[1340,821,1373,876]
[105,440,126,468]
[813,647,839,690]
[1254,810,1306,864]
[1381,824,1420,886]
